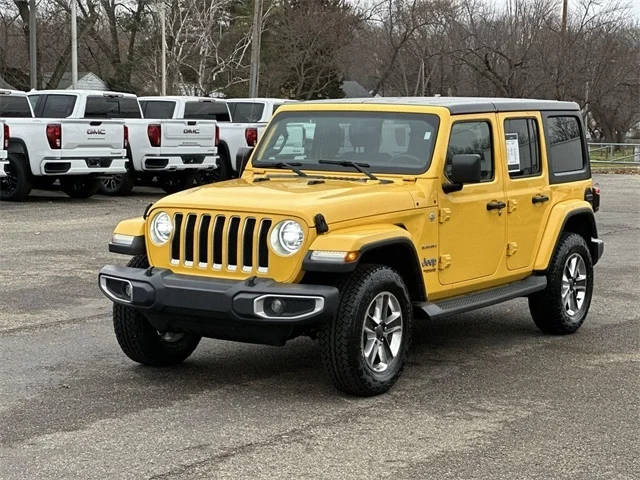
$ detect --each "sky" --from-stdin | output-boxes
[491,0,640,19]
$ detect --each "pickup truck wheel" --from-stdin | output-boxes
[101,172,135,196]
[160,172,197,194]
[113,255,201,366]
[0,153,32,201]
[60,176,101,199]
[319,264,412,396]
[210,152,231,182]
[529,233,594,334]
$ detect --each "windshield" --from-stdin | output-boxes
[0,96,32,118]
[252,111,439,174]
[227,102,264,122]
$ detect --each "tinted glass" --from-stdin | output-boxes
[0,96,32,117]
[28,94,43,112]
[253,111,440,174]
[504,118,541,178]
[41,95,76,118]
[446,121,493,182]
[140,100,176,119]
[84,96,142,119]
[228,102,265,122]
[184,101,230,122]
[546,116,585,173]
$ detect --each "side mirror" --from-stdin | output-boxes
[236,146,254,176]
[444,154,481,193]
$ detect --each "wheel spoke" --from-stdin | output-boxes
[377,343,388,365]
[367,340,379,365]
[363,338,377,357]
[384,310,401,327]
[382,337,394,361]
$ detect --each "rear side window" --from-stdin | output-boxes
[228,102,265,122]
[184,101,230,122]
[446,121,494,182]
[40,95,76,118]
[0,96,32,117]
[84,96,142,119]
[29,94,44,112]
[504,118,541,178]
[140,100,175,119]
[546,116,585,173]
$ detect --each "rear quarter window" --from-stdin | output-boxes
[0,96,32,118]
[543,112,590,183]
[40,95,77,118]
[227,102,265,122]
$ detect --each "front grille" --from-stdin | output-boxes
[170,213,272,274]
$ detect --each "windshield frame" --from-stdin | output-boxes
[251,110,440,176]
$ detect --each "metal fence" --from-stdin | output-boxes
[588,143,640,167]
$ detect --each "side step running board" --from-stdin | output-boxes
[414,275,547,320]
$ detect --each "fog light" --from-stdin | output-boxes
[269,298,285,315]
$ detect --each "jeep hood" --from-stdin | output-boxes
[153,177,417,225]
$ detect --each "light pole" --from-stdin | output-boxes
[71,0,78,89]
[161,6,167,95]
[249,0,263,98]
[29,0,37,89]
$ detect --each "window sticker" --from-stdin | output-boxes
[505,132,520,171]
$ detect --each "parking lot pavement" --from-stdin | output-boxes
[0,175,638,480]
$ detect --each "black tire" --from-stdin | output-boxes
[160,171,198,194]
[529,233,594,335]
[113,255,201,366]
[319,264,413,396]
[0,153,32,201]
[100,172,135,196]
[200,149,231,185]
[60,176,101,199]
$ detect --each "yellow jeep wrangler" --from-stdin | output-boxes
[99,97,603,396]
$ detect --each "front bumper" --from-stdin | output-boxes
[40,157,128,175]
[98,265,339,345]
[142,153,218,172]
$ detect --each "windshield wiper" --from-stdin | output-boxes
[258,162,307,177]
[318,160,381,182]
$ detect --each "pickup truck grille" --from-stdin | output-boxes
[170,213,272,273]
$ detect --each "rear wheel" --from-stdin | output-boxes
[529,233,594,334]
[101,172,135,196]
[160,172,198,194]
[60,176,101,198]
[0,153,32,201]
[319,264,412,396]
[113,255,201,366]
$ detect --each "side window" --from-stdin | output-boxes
[546,116,585,173]
[446,121,493,182]
[504,118,541,178]
[28,95,44,114]
[41,95,76,118]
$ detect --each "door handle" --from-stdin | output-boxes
[532,194,550,204]
[486,200,506,211]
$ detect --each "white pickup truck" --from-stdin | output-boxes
[138,96,289,180]
[29,90,218,195]
[0,120,7,177]
[0,89,128,200]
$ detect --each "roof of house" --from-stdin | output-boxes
[42,72,107,90]
[341,81,371,98]
[307,96,579,114]
[0,74,15,90]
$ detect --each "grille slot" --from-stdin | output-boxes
[184,214,197,266]
[242,218,257,272]
[198,215,211,267]
[170,213,272,274]
[171,214,183,264]
[227,217,241,271]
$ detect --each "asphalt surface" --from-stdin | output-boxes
[0,175,638,480]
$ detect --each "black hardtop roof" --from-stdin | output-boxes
[305,96,580,114]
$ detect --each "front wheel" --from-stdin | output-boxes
[113,255,201,366]
[60,176,101,198]
[319,264,412,396]
[529,233,594,334]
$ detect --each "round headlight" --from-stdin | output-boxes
[270,220,304,256]
[150,212,173,245]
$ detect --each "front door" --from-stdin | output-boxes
[438,115,507,285]
[498,113,552,270]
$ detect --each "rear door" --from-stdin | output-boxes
[498,112,552,271]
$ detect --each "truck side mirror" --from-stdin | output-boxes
[444,154,481,193]
[236,146,254,176]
